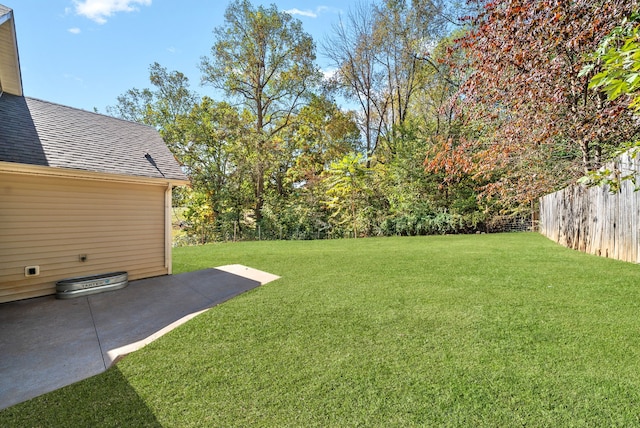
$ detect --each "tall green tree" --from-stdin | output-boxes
[285,95,361,185]
[200,0,320,222]
[324,153,372,237]
[107,62,199,151]
[261,95,361,239]
[373,0,445,144]
[323,2,387,165]
[175,97,255,241]
[324,0,447,163]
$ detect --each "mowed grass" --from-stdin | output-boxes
[3,233,640,426]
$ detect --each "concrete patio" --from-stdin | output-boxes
[0,265,279,410]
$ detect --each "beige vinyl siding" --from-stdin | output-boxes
[0,172,168,302]
[0,14,22,96]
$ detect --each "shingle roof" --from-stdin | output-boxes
[0,94,188,182]
[0,5,11,17]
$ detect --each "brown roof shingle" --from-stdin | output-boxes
[0,94,188,182]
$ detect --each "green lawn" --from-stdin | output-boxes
[3,233,640,426]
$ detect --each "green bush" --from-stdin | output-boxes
[379,210,487,237]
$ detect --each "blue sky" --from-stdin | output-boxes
[9,0,351,112]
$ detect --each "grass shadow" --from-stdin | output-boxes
[0,365,161,427]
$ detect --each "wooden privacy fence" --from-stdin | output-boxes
[539,151,640,263]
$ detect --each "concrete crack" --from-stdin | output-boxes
[86,297,107,370]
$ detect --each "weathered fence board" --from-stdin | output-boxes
[539,152,640,263]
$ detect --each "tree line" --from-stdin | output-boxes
[107,0,640,244]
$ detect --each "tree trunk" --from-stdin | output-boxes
[254,95,265,223]
[254,163,264,223]
[594,144,602,171]
[580,139,591,174]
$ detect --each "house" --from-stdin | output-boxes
[0,5,189,303]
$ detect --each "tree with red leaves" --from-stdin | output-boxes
[428,0,640,206]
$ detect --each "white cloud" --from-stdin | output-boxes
[72,0,152,24]
[322,67,338,80]
[285,6,340,18]
[285,8,318,18]
[63,73,85,86]
[68,27,81,34]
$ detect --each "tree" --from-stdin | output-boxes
[323,2,387,165]
[260,94,362,240]
[324,153,372,237]
[324,1,448,164]
[440,0,640,206]
[200,0,319,222]
[372,0,445,146]
[107,62,199,151]
[106,87,154,124]
[580,12,640,191]
[584,12,640,113]
[284,94,361,185]
[174,97,255,241]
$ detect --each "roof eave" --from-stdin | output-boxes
[0,161,191,187]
